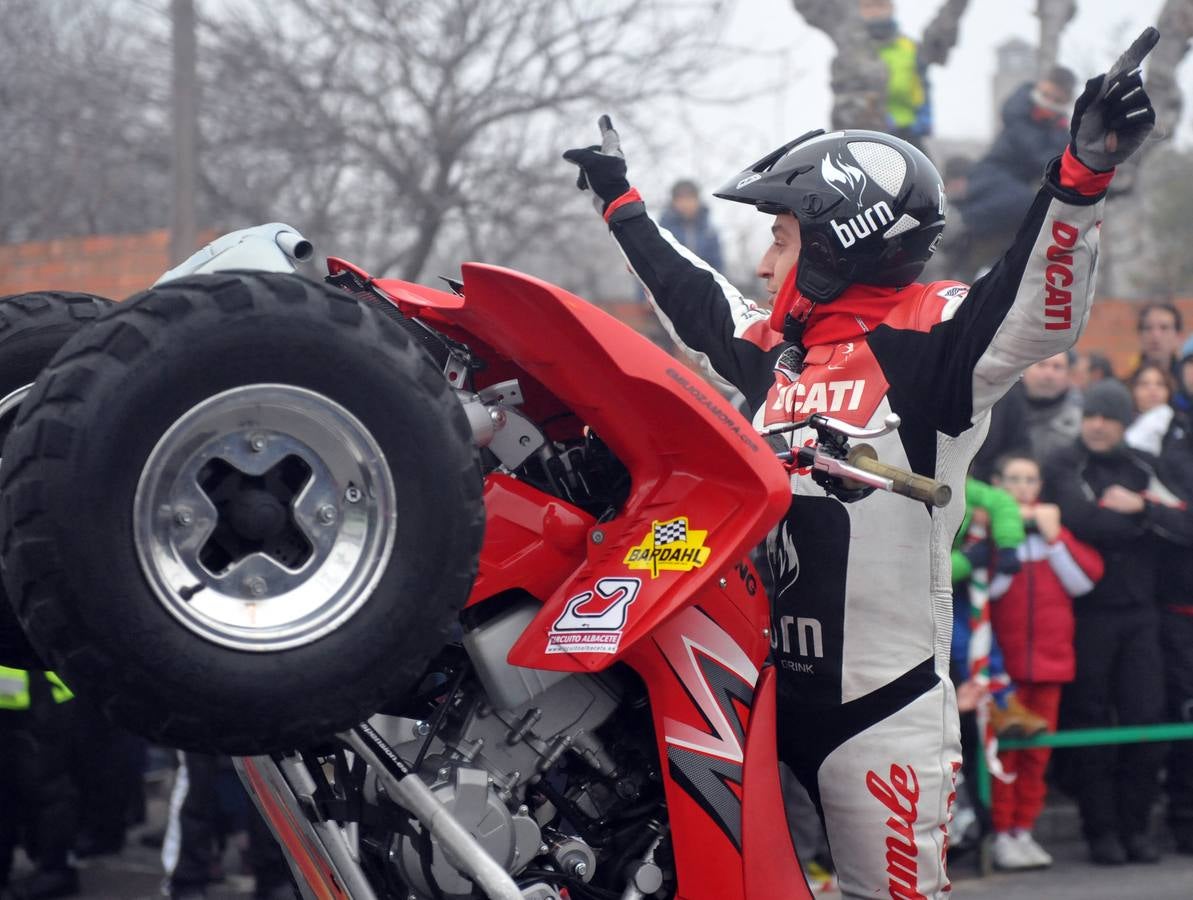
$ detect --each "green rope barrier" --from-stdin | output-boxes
[999,721,1193,750]
[974,735,992,806]
[971,721,1193,878]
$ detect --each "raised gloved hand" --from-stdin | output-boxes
[563,115,631,213]
[1070,27,1159,172]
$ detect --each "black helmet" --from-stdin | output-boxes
[715,129,946,303]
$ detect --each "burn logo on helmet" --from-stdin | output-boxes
[831,201,895,248]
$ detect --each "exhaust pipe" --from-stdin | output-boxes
[276,229,314,262]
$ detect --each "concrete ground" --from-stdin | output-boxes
[29,833,1193,899]
[4,774,258,900]
[6,777,1193,899]
[946,833,1193,899]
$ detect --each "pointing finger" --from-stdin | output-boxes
[598,115,621,157]
[1107,26,1160,81]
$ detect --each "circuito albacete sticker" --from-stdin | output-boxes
[547,577,641,655]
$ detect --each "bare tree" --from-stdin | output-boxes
[1035,0,1076,74]
[0,1,171,243]
[195,0,732,287]
[789,0,970,133]
[1145,0,1193,145]
[1132,146,1193,298]
[171,0,199,262]
[0,0,735,297]
[1086,0,1193,295]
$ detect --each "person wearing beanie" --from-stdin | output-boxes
[1081,377,1135,425]
[1041,377,1193,865]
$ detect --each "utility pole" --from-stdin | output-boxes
[170,0,198,265]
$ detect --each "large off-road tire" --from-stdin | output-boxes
[0,272,484,754]
[0,291,113,670]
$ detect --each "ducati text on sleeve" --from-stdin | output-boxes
[1044,220,1079,331]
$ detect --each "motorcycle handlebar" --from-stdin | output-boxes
[846,444,952,508]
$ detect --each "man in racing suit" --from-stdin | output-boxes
[565,31,1157,899]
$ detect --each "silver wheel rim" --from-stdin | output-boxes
[0,383,33,469]
[134,384,397,652]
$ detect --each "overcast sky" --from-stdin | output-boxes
[614,0,1193,282]
[731,0,1193,143]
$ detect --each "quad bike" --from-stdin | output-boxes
[0,224,949,899]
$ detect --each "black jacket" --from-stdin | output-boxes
[1156,419,1193,608]
[960,84,1071,238]
[1043,439,1193,610]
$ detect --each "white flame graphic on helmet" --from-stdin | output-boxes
[821,152,867,204]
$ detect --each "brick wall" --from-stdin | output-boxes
[0,230,189,301]
[1076,298,1193,378]
[613,297,1193,380]
[0,231,1187,378]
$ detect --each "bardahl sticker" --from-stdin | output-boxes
[624,516,711,579]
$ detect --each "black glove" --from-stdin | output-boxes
[563,115,631,212]
[1070,27,1159,172]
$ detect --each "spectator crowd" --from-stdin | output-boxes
[943,305,1193,876]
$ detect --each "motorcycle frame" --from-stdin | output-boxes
[243,259,811,900]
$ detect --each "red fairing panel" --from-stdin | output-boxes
[742,666,812,900]
[468,475,594,605]
[402,264,789,672]
[624,591,801,900]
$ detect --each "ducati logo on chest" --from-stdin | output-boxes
[763,338,888,428]
[771,378,867,417]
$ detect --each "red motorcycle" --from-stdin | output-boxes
[0,225,947,899]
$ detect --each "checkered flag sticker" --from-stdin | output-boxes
[653,518,687,546]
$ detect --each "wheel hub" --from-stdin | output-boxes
[134,384,397,652]
[200,456,314,570]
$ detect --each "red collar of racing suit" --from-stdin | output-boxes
[768,265,905,348]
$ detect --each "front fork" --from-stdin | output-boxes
[236,754,369,900]
[237,724,526,900]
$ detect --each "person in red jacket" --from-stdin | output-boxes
[987,452,1104,870]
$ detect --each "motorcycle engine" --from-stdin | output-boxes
[368,598,630,899]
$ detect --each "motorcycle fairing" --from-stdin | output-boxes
[741,665,808,897]
[369,262,790,672]
[624,595,812,900]
[469,474,594,603]
[319,259,809,897]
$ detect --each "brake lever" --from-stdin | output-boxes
[811,412,901,440]
[759,412,901,441]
